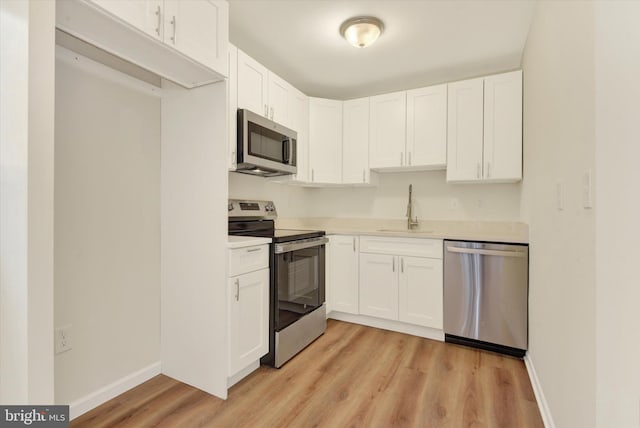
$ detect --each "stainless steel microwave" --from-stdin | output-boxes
[236,109,297,177]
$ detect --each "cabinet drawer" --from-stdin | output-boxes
[228,245,269,276]
[360,236,443,259]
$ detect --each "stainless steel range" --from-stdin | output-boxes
[228,199,327,368]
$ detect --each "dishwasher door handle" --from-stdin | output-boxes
[446,246,526,258]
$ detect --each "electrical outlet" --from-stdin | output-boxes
[55,325,72,354]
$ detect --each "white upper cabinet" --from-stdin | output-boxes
[163,0,228,75]
[290,88,310,182]
[308,98,343,184]
[406,84,447,169]
[342,98,371,184]
[483,70,523,182]
[236,49,292,128]
[237,49,269,118]
[369,91,407,169]
[63,0,228,87]
[447,77,485,181]
[447,70,522,183]
[267,73,291,127]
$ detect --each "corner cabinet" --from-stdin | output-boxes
[342,98,371,184]
[58,0,228,88]
[447,70,522,183]
[326,235,359,314]
[227,242,269,383]
[308,98,343,184]
[359,236,443,329]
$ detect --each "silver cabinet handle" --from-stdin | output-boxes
[155,6,161,36]
[401,258,404,273]
[392,257,395,272]
[408,152,412,166]
[246,247,261,253]
[400,152,404,166]
[270,107,274,120]
[170,15,176,44]
[235,278,240,301]
[264,104,268,117]
[352,237,356,252]
[477,162,481,179]
[446,246,527,258]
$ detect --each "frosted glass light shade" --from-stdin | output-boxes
[340,17,384,48]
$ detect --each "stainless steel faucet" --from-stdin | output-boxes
[407,184,419,230]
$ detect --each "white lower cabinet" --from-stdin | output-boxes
[359,253,398,320]
[227,242,269,380]
[326,235,359,314]
[358,236,443,330]
[398,256,443,329]
[228,268,269,377]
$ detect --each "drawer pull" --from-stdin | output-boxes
[246,248,262,253]
[235,278,240,301]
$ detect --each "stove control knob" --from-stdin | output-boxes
[228,203,234,212]
[265,203,274,212]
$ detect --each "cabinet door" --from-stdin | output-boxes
[483,70,522,182]
[237,49,269,117]
[228,268,269,377]
[369,91,406,169]
[359,254,398,320]
[228,43,238,170]
[399,256,443,329]
[406,84,447,169]
[446,78,484,182]
[290,88,310,182]
[342,98,370,184]
[327,236,359,314]
[309,98,343,184]
[164,0,228,76]
[267,72,291,127]
[91,0,163,39]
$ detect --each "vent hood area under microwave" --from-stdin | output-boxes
[236,109,297,177]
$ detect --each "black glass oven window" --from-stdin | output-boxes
[248,122,288,163]
[276,247,321,330]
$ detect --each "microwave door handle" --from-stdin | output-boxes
[282,139,290,164]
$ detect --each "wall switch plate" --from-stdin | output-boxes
[583,170,593,209]
[55,325,72,354]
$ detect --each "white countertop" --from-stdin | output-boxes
[275,218,528,244]
[227,235,272,249]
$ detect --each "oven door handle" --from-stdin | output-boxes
[274,237,328,254]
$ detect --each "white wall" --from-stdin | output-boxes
[520,1,596,427]
[230,171,521,221]
[229,172,310,218]
[595,2,640,427]
[54,47,161,405]
[307,171,521,221]
[0,0,55,404]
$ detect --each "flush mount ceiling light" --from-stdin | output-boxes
[340,16,384,48]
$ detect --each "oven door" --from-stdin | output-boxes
[274,237,327,331]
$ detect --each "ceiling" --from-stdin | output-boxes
[229,0,535,100]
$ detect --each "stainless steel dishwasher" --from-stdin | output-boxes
[444,240,528,357]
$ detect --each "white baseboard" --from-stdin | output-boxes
[69,361,161,420]
[328,311,444,342]
[524,354,555,428]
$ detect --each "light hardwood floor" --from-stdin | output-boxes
[72,320,544,427]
